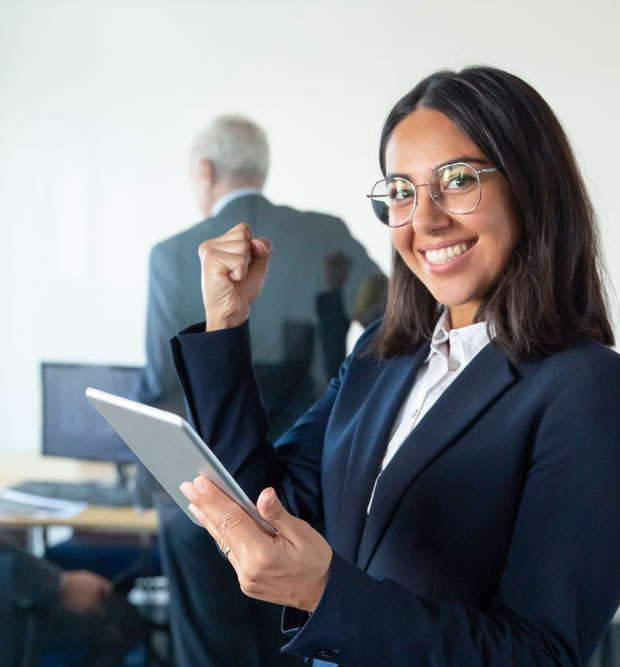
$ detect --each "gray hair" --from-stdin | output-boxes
[191,115,269,184]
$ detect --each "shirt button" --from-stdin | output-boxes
[316,649,339,660]
[449,361,460,371]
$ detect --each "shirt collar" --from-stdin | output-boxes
[211,187,263,217]
[425,309,491,367]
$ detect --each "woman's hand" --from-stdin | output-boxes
[180,477,333,612]
[198,222,273,331]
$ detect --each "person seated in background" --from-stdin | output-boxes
[0,537,146,666]
[134,115,384,666]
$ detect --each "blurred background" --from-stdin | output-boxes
[1,0,619,456]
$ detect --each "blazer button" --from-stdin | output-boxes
[316,649,339,660]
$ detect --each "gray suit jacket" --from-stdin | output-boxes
[136,193,382,421]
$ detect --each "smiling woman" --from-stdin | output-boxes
[173,66,620,667]
[371,67,613,357]
[382,109,522,329]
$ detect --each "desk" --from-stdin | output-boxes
[1,450,130,486]
[0,451,158,550]
[0,505,158,535]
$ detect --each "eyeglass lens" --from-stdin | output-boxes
[370,163,483,227]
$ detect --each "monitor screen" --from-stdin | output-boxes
[42,362,142,463]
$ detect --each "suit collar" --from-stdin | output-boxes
[211,188,263,217]
[332,342,430,561]
[329,340,516,567]
[355,342,516,569]
[211,191,266,220]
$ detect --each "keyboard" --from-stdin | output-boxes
[12,480,137,507]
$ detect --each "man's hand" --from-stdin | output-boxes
[59,570,113,616]
[180,477,332,612]
[198,222,273,331]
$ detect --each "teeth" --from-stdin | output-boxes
[425,242,471,265]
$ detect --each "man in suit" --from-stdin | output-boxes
[135,115,383,666]
[0,538,145,665]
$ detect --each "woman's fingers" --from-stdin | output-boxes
[255,487,332,610]
[256,487,299,536]
[200,245,251,282]
[180,478,332,611]
[198,222,254,266]
[180,477,268,563]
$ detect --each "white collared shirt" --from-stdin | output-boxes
[367,310,490,512]
[211,187,263,217]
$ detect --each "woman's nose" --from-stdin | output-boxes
[412,186,452,232]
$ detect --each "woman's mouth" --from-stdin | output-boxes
[423,241,476,265]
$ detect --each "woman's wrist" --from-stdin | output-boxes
[205,312,249,332]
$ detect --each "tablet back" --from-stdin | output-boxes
[85,387,272,533]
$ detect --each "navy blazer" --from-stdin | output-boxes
[172,320,620,666]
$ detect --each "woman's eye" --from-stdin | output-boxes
[445,175,475,189]
[389,185,414,202]
[437,166,478,192]
[440,174,476,191]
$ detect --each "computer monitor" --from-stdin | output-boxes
[41,363,142,478]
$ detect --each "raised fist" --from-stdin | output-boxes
[198,222,273,331]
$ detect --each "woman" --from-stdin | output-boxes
[176,66,620,666]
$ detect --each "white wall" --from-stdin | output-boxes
[1,0,618,453]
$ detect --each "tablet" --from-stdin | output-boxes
[85,387,275,534]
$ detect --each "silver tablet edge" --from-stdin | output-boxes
[85,387,184,427]
[179,421,276,535]
[85,386,275,535]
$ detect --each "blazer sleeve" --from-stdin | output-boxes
[171,320,349,524]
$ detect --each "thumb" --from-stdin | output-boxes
[257,487,293,527]
[249,238,273,274]
[252,237,273,255]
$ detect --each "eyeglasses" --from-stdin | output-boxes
[367,162,498,227]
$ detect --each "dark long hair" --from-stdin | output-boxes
[369,66,614,360]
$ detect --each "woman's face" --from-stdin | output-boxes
[385,108,521,329]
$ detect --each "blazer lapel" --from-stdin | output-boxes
[356,343,516,570]
[332,343,430,562]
